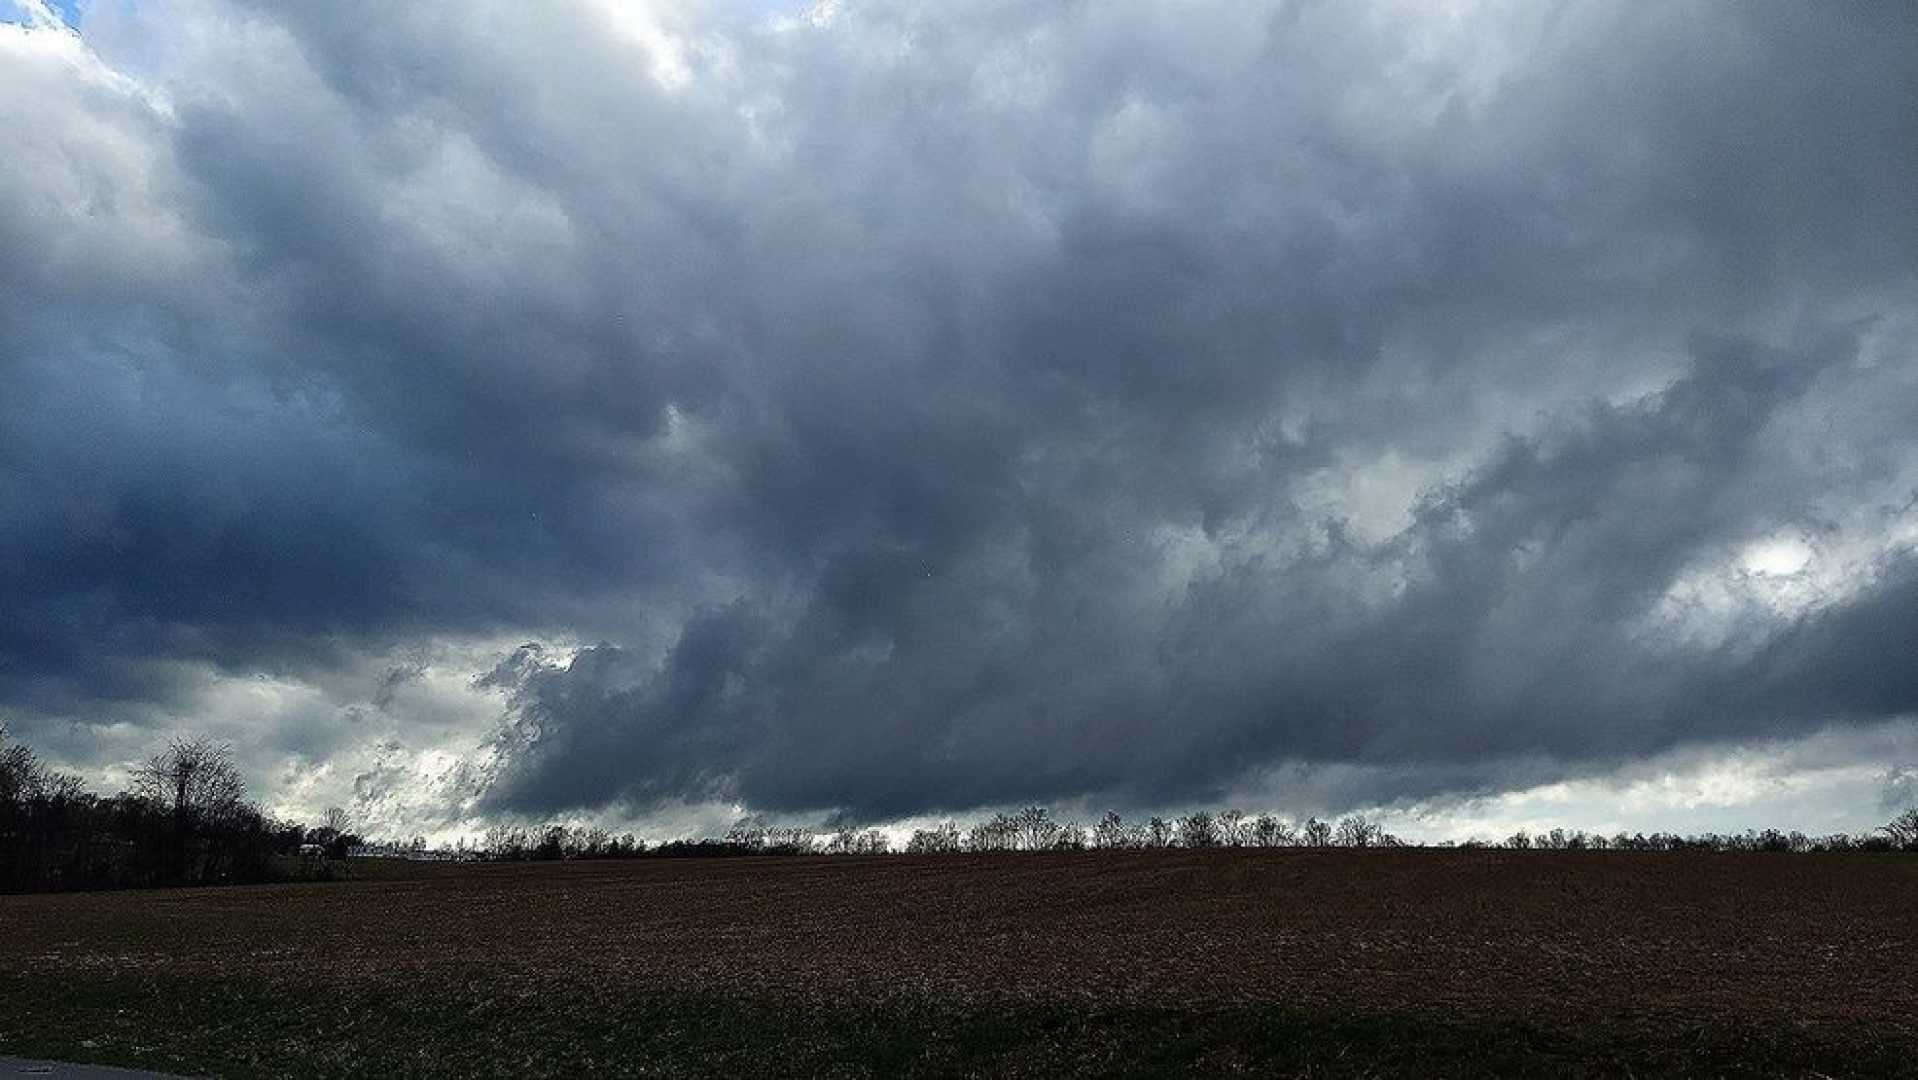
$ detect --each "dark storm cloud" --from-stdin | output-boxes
[1712,553,1918,727]
[477,329,1901,818]
[1,1,1914,821]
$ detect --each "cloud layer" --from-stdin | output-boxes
[3,0,1915,831]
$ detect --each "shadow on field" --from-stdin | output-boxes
[2,974,1913,1079]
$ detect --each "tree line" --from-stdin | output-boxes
[480,804,1918,861]
[0,724,360,893]
[10,723,1918,891]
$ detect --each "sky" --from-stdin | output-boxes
[2,0,1915,844]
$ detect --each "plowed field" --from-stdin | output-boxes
[3,851,1915,1077]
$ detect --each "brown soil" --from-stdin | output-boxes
[4,850,1915,1076]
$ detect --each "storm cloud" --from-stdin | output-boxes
[2,0,1914,832]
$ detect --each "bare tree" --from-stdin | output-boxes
[484,823,532,859]
[1252,814,1293,847]
[322,806,352,835]
[1334,815,1382,848]
[1145,816,1175,849]
[726,815,770,851]
[724,815,816,854]
[1302,816,1332,847]
[828,827,889,855]
[765,825,815,854]
[906,821,962,853]
[132,738,246,825]
[1092,810,1134,850]
[1178,811,1219,849]
[1217,809,1248,847]
[1882,808,1918,851]
[966,814,1018,852]
[306,805,357,858]
[129,737,250,882]
[0,722,48,808]
[1014,805,1060,851]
